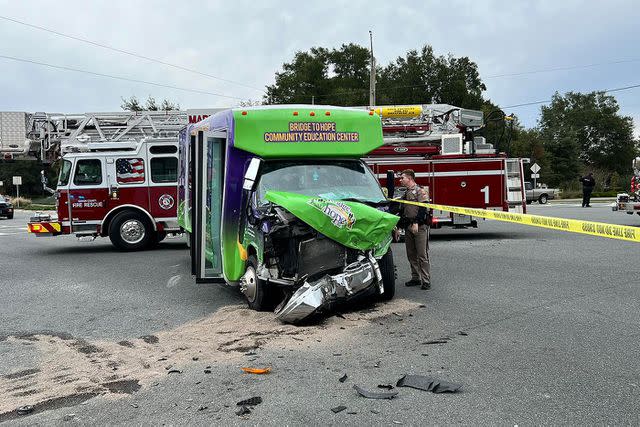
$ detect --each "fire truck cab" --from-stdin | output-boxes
[28,138,180,250]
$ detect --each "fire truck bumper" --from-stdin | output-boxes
[28,214,63,236]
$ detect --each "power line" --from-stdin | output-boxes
[0,54,246,100]
[0,14,265,93]
[294,58,640,101]
[503,83,640,109]
[485,59,640,79]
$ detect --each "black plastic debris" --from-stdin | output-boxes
[422,339,448,345]
[339,374,348,383]
[396,375,462,393]
[167,369,181,374]
[457,331,468,336]
[377,384,394,390]
[236,406,251,416]
[236,396,262,406]
[331,405,347,413]
[192,357,199,361]
[16,405,34,415]
[353,384,398,399]
[204,369,212,374]
[198,406,208,411]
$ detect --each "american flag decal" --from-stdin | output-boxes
[116,158,145,183]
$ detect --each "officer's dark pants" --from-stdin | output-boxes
[582,188,593,207]
[405,225,430,284]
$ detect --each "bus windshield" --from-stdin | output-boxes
[256,160,386,205]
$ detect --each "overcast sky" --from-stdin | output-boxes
[0,0,638,135]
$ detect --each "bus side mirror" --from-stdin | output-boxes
[243,158,262,191]
[385,170,395,199]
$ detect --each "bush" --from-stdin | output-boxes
[7,196,32,207]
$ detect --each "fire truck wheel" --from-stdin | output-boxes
[109,210,153,251]
[378,249,396,301]
[243,255,269,311]
[538,194,548,204]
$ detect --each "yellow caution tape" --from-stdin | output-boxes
[391,199,640,243]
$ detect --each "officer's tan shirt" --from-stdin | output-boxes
[402,184,429,220]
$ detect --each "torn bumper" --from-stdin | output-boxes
[275,254,383,323]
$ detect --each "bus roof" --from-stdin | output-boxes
[191,106,384,158]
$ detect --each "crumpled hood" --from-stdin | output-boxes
[265,191,398,251]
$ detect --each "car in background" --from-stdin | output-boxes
[524,182,559,204]
[0,195,14,219]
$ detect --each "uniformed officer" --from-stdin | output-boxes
[398,169,431,290]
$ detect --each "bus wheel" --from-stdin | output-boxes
[378,249,396,301]
[109,210,153,251]
[243,255,268,311]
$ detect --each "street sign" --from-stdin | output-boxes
[530,163,541,174]
[12,176,22,185]
[531,173,540,179]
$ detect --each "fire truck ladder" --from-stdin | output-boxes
[505,158,525,213]
[30,110,187,161]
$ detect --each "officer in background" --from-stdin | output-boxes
[397,169,431,290]
[579,172,596,207]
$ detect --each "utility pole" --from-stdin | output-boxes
[369,30,376,108]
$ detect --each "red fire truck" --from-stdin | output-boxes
[26,109,224,250]
[363,104,527,228]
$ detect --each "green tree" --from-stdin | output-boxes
[121,95,143,111]
[377,46,485,108]
[265,44,486,108]
[121,95,180,111]
[539,91,636,175]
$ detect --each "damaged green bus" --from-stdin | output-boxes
[178,106,398,323]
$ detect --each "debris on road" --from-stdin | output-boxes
[457,331,468,336]
[339,374,348,383]
[16,405,34,415]
[396,374,462,393]
[353,384,398,399]
[241,367,271,374]
[377,384,394,390]
[236,406,251,416]
[236,397,263,406]
[167,369,182,374]
[331,405,347,413]
[422,338,449,345]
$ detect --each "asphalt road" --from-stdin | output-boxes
[1,203,639,425]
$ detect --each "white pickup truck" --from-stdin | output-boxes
[524,182,559,204]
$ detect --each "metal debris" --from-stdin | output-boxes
[396,374,462,393]
[275,257,380,323]
[353,384,398,399]
[16,405,34,415]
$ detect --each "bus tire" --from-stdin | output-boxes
[244,255,269,311]
[378,249,396,301]
[109,210,153,251]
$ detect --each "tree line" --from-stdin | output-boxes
[262,43,639,192]
[120,43,638,192]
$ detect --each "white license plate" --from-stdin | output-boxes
[452,214,472,225]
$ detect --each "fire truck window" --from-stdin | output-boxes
[58,159,72,186]
[116,158,145,184]
[151,157,178,183]
[73,159,102,186]
[150,145,177,154]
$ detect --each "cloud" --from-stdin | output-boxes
[0,0,638,135]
